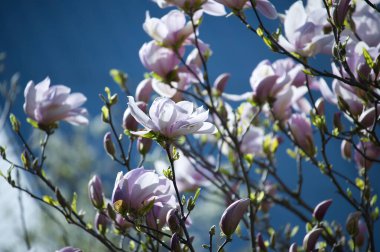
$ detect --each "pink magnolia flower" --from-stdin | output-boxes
[278,1,333,57]
[219,198,250,236]
[112,167,176,216]
[303,228,322,251]
[23,77,88,126]
[352,0,380,47]
[139,40,183,78]
[143,10,193,48]
[313,199,333,221]
[123,102,147,131]
[214,0,248,11]
[127,96,216,138]
[152,0,226,16]
[288,113,315,156]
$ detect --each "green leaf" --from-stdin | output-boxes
[0,146,6,159]
[71,192,78,213]
[290,226,299,237]
[363,47,374,69]
[9,113,20,132]
[194,188,201,202]
[26,118,39,128]
[371,195,378,207]
[355,178,365,191]
[286,148,297,159]
[101,106,109,123]
[110,69,128,91]
[43,195,59,206]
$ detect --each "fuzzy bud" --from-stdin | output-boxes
[88,175,104,209]
[341,140,351,160]
[170,233,181,252]
[137,137,152,155]
[313,199,333,222]
[303,228,322,251]
[103,132,116,158]
[219,198,250,237]
[346,211,361,236]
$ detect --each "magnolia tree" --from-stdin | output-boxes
[1,0,380,251]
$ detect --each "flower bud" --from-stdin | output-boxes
[341,140,351,160]
[355,220,367,247]
[333,0,351,27]
[103,132,116,158]
[170,233,181,252]
[219,198,250,237]
[88,175,104,209]
[313,199,333,222]
[303,228,322,251]
[94,211,110,235]
[137,137,152,155]
[256,232,267,252]
[288,114,315,157]
[213,73,230,95]
[123,102,147,131]
[346,211,361,236]
[289,243,297,252]
[21,150,31,169]
[114,213,133,233]
[333,112,344,132]
[315,97,325,116]
[56,247,82,252]
[166,209,181,233]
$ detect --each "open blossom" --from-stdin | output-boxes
[152,0,226,16]
[279,1,333,57]
[143,10,193,47]
[112,167,176,217]
[127,96,216,138]
[352,0,380,47]
[23,77,88,126]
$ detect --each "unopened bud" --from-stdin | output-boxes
[333,0,351,27]
[333,112,344,132]
[289,243,297,252]
[341,140,351,160]
[137,137,152,155]
[166,209,181,233]
[346,211,361,236]
[256,232,267,252]
[9,113,20,132]
[21,150,31,169]
[114,213,132,233]
[170,233,181,252]
[123,102,147,131]
[103,132,116,158]
[313,199,333,222]
[94,211,110,235]
[315,97,325,116]
[219,198,250,237]
[88,175,104,209]
[136,79,153,103]
[303,228,322,251]
[213,73,230,95]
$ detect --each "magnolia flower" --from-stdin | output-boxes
[112,167,176,217]
[23,77,88,126]
[240,127,266,156]
[143,10,193,47]
[94,211,110,235]
[135,79,153,103]
[219,198,250,236]
[127,96,216,138]
[139,40,183,78]
[288,113,315,156]
[152,0,226,16]
[279,1,333,57]
[214,0,248,11]
[245,0,278,19]
[123,102,147,131]
[303,228,322,251]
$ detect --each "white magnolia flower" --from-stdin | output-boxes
[127,96,217,138]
